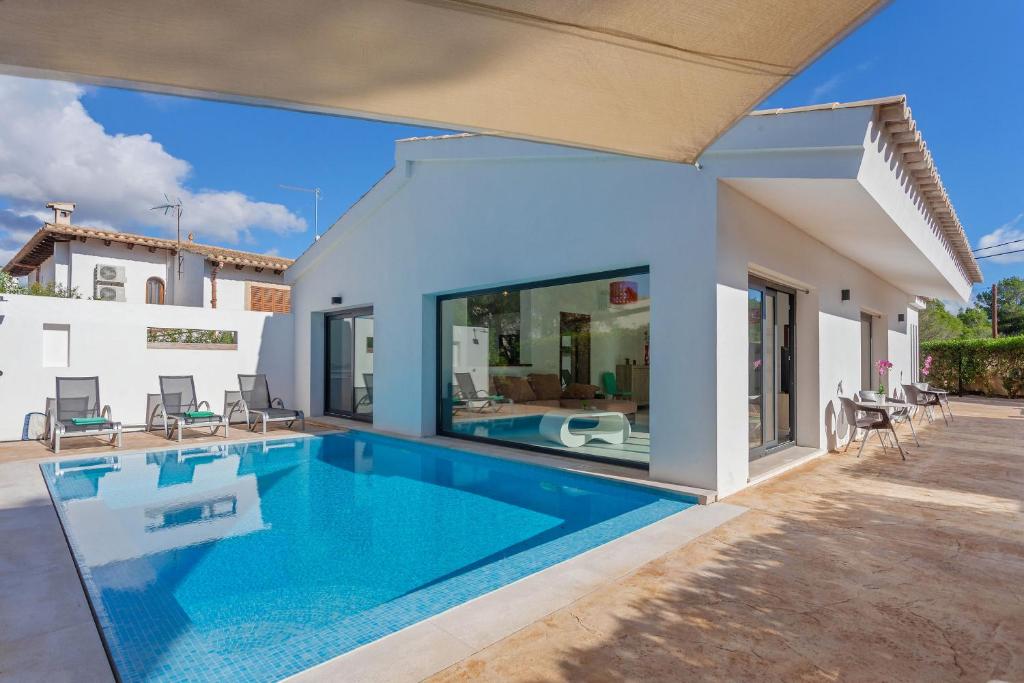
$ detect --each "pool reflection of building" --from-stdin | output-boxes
[46,443,302,568]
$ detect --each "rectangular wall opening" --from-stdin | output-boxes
[438,268,650,468]
[42,323,70,368]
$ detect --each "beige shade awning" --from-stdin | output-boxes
[0,0,884,163]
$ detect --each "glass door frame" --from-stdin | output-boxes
[324,306,374,422]
[749,276,797,459]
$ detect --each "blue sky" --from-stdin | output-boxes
[0,0,1020,305]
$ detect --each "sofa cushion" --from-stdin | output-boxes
[528,373,562,401]
[561,382,599,399]
[494,376,536,403]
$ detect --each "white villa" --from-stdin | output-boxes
[4,202,293,312]
[285,96,981,498]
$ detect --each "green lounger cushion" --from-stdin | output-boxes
[186,410,216,419]
[71,417,108,426]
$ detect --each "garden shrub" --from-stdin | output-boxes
[921,336,1024,397]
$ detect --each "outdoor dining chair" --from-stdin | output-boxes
[232,374,305,434]
[858,390,919,447]
[153,375,230,442]
[840,396,907,460]
[902,383,949,426]
[49,376,123,454]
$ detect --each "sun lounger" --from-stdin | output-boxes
[232,374,305,434]
[153,375,229,442]
[49,377,123,454]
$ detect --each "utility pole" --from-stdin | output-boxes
[991,283,999,338]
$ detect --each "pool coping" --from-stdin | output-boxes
[286,501,746,683]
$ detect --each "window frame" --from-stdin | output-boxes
[145,276,165,305]
[434,265,651,470]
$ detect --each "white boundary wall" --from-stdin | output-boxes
[0,294,293,441]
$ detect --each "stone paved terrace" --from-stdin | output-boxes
[430,397,1024,682]
[1,398,1022,682]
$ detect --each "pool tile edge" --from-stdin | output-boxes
[285,502,747,683]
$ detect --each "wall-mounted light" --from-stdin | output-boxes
[898,313,905,322]
[331,296,343,305]
[841,289,851,302]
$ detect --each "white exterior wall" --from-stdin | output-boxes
[289,137,721,489]
[286,116,968,495]
[203,263,288,311]
[0,294,293,441]
[714,184,919,495]
[68,239,170,303]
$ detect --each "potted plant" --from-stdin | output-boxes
[916,355,933,389]
[875,359,894,397]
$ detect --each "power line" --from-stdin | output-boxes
[974,236,1024,252]
[975,246,1024,260]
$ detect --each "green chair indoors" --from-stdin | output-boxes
[601,372,632,400]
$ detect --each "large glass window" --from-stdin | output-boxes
[749,276,796,458]
[325,308,373,421]
[439,269,650,467]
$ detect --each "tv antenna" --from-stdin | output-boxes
[279,184,323,240]
[151,195,184,278]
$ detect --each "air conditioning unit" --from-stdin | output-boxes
[94,263,126,285]
[94,283,126,302]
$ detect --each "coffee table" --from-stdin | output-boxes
[538,410,631,448]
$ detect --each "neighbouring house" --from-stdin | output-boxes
[285,96,982,498]
[3,202,293,312]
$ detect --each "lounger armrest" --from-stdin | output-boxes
[228,398,250,424]
[150,401,173,430]
[101,404,113,421]
[271,397,285,409]
[197,400,212,413]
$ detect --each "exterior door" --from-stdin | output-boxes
[860,312,873,391]
[749,277,796,459]
[325,307,374,421]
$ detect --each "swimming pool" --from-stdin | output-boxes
[42,432,694,682]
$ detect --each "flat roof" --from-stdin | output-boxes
[754,95,980,283]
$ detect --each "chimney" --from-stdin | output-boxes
[46,201,75,225]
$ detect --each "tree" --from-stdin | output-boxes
[919,299,964,341]
[957,306,991,338]
[975,276,1024,337]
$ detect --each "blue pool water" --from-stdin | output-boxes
[41,432,693,682]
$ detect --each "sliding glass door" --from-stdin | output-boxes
[325,308,374,421]
[749,277,795,458]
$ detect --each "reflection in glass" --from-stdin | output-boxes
[325,309,374,420]
[748,288,763,448]
[439,271,650,466]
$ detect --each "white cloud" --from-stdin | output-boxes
[975,213,1024,264]
[0,75,306,244]
[810,75,843,102]
[807,59,877,104]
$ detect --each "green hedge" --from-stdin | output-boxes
[920,336,1024,397]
